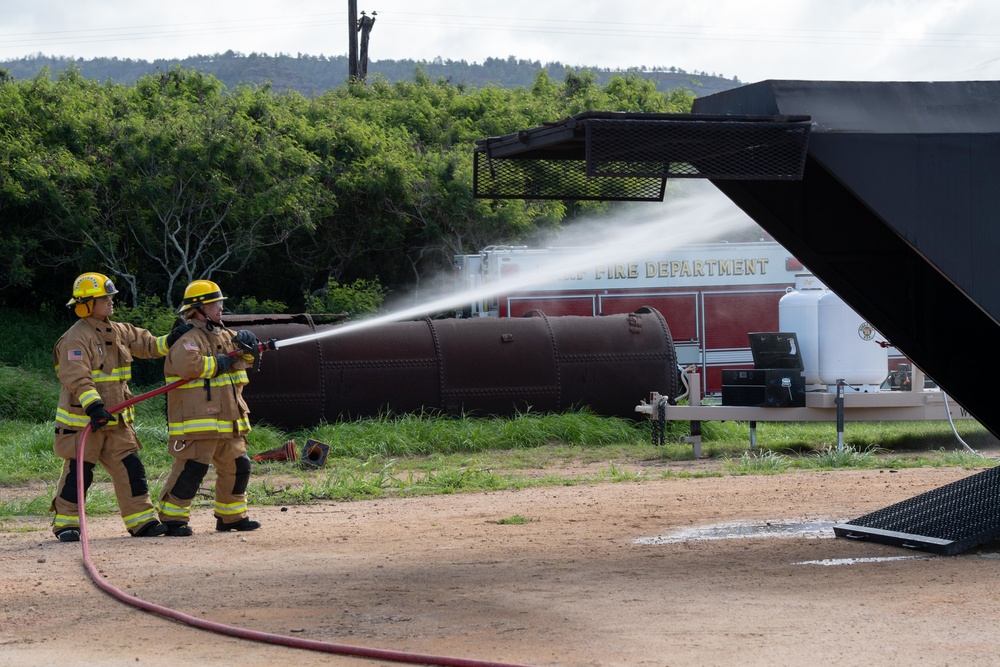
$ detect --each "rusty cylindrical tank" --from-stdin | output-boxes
[225,307,678,430]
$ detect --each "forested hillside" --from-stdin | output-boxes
[0,66,695,315]
[0,52,742,98]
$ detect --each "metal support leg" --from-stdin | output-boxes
[749,420,757,449]
[689,421,702,458]
[836,379,846,452]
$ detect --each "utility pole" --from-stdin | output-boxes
[357,10,376,83]
[348,0,359,81]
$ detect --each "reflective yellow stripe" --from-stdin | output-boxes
[155,335,169,355]
[56,406,134,428]
[53,514,79,528]
[79,388,102,407]
[168,418,234,436]
[215,500,247,516]
[123,509,156,529]
[164,377,204,389]
[159,501,190,519]
[229,369,249,384]
[92,366,132,383]
[165,370,249,388]
[167,417,251,437]
[56,409,90,429]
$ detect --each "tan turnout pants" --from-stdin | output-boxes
[158,437,250,526]
[51,425,158,535]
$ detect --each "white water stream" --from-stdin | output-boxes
[274,184,757,349]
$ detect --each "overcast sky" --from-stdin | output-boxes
[4,0,1000,84]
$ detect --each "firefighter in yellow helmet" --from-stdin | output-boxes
[51,272,190,541]
[157,279,263,536]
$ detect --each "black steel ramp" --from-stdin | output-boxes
[833,467,1000,555]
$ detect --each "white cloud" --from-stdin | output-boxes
[3,0,1000,83]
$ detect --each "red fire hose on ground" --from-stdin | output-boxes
[72,345,533,667]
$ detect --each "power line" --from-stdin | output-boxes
[3,9,1000,57]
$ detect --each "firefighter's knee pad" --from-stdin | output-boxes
[121,452,150,497]
[170,460,210,500]
[233,454,252,495]
[59,461,96,504]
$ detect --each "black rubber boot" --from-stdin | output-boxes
[164,521,193,537]
[132,521,169,538]
[216,517,261,532]
[55,528,80,542]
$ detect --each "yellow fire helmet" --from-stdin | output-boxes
[66,272,118,318]
[177,279,226,314]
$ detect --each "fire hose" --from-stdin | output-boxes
[72,339,533,667]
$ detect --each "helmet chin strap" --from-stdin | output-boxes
[195,305,227,331]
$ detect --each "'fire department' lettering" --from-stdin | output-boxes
[645,258,770,279]
[595,263,640,280]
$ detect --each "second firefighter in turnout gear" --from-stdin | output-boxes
[158,279,262,536]
[51,272,185,542]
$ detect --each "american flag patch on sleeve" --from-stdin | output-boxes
[183,341,199,351]
[68,349,84,361]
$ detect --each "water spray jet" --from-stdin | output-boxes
[276,187,754,350]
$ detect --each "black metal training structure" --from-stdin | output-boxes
[473,80,1000,555]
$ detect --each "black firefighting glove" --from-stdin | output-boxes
[85,402,112,431]
[213,353,235,376]
[235,329,259,353]
[166,322,194,347]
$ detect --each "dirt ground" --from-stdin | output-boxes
[4,462,1000,667]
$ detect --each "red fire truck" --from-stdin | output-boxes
[453,241,807,395]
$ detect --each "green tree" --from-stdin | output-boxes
[305,277,385,318]
[0,63,697,314]
[105,70,319,308]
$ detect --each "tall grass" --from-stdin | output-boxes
[795,444,893,469]
[0,366,59,422]
[303,410,650,458]
[725,449,792,475]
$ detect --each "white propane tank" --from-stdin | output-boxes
[778,274,826,387]
[817,290,888,391]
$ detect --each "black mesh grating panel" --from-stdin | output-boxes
[833,467,1000,555]
[586,118,811,180]
[474,152,666,201]
[473,114,811,201]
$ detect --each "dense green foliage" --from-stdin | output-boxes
[305,277,386,316]
[0,65,694,316]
